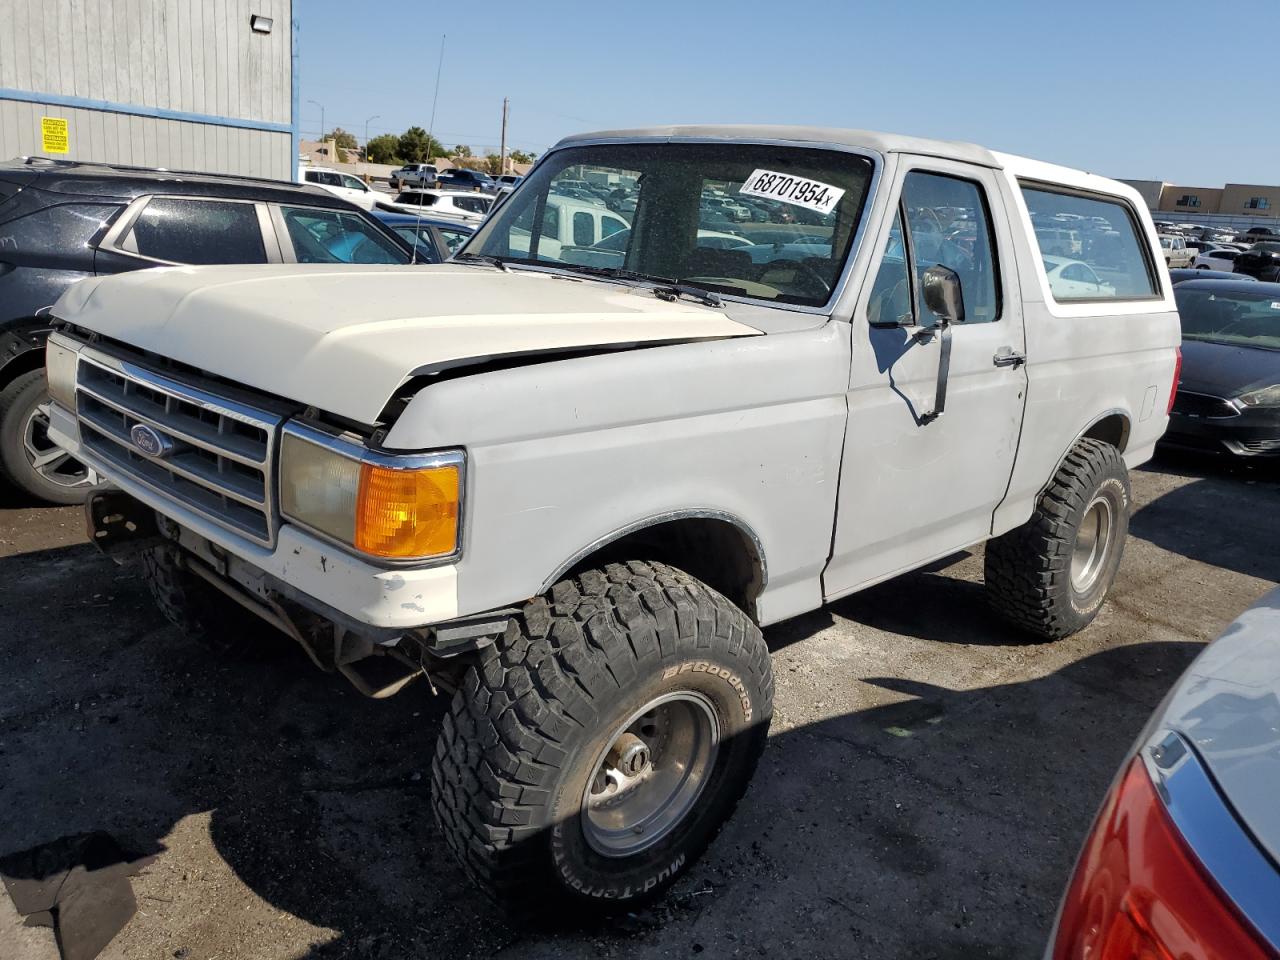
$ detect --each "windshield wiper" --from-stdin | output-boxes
[452,253,509,271]
[652,283,723,308]
[547,264,723,307]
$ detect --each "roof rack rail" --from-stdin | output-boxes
[17,156,303,188]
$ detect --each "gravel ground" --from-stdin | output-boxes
[2,451,1277,960]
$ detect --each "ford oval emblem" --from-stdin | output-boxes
[129,423,169,458]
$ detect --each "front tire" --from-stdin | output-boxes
[140,546,293,659]
[431,561,773,916]
[984,438,1130,639]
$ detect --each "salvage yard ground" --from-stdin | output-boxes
[2,452,1278,960]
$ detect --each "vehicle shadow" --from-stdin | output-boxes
[1131,450,1280,581]
[0,542,1206,960]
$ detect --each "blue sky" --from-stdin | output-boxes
[298,0,1276,186]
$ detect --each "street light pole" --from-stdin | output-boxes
[307,99,325,141]
[364,114,381,160]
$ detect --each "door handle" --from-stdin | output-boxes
[993,347,1026,368]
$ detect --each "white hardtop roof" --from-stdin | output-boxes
[550,125,1142,204]
[555,124,1001,168]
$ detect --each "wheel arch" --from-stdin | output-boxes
[1027,408,1132,505]
[0,320,53,389]
[539,510,768,622]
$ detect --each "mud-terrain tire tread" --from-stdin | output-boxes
[140,546,290,659]
[984,438,1129,640]
[430,560,773,916]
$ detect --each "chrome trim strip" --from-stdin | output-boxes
[279,421,467,566]
[1143,730,1280,952]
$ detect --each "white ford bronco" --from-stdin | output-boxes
[42,125,1180,915]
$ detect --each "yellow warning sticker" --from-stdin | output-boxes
[41,117,69,154]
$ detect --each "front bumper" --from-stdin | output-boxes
[47,400,462,629]
[1163,407,1280,456]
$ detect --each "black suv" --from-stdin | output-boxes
[0,158,413,505]
[432,168,497,193]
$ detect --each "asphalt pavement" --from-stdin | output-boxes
[2,451,1277,960]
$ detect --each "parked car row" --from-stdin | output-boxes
[0,157,473,504]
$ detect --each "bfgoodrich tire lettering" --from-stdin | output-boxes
[984,438,1130,639]
[430,561,773,916]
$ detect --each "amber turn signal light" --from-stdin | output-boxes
[354,462,460,559]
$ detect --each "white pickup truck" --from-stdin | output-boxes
[388,162,438,190]
[43,125,1179,918]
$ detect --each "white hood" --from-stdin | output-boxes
[54,263,760,423]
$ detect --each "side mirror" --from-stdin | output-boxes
[922,265,965,326]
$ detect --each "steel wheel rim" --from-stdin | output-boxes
[22,404,92,490]
[581,691,720,858]
[1071,496,1114,594]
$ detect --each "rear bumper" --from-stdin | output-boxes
[1163,408,1280,456]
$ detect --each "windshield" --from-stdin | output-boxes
[1175,287,1280,350]
[464,142,874,308]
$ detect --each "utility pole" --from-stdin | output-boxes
[499,97,509,175]
[364,114,381,159]
[427,35,446,161]
[308,99,325,141]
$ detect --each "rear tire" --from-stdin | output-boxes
[984,438,1130,639]
[140,546,293,659]
[431,561,773,917]
[0,369,97,505]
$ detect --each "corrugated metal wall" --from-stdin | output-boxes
[0,0,294,179]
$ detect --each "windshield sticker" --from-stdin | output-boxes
[738,170,845,215]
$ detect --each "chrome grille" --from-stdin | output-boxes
[75,351,282,546]
[1171,391,1239,419]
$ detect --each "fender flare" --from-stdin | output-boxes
[538,508,769,596]
[0,321,53,386]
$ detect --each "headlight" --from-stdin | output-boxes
[1237,384,1280,408]
[45,334,80,409]
[279,425,462,561]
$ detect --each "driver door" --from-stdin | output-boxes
[823,157,1028,599]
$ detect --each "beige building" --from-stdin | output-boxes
[1145,182,1279,218]
[1219,183,1280,217]
[1157,186,1223,214]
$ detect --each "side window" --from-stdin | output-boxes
[278,206,410,265]
[129,198,266,264]
[439,228,470,255]
[572,211,594,246]
[304,171,321,184]
[601,215,627,238]
[340,175,367,191]
[867,211,914,326]
[901,171,1000,324]
[1022,185,1158,301]
[391,225,441,262]
[542,203,560,240]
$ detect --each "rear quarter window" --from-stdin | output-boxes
[1021,184,1159,302]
